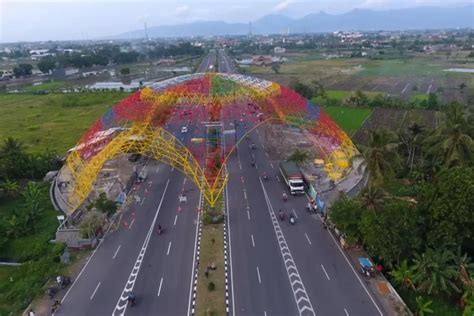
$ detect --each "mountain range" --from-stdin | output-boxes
[113,5,474,39]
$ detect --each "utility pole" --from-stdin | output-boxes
[144,22,149,41]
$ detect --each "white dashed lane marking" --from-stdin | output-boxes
[90,282,101,300]
[112,245,121,259]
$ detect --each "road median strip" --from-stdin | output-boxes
[195,196,226,316]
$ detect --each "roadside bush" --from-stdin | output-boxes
[207,282,215,291]
[203,211,224,225]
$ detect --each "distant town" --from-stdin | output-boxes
[1,28,472,98]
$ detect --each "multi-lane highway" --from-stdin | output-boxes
[57,56,213,315]
[217,48,236,73]
[57,51,386,316]
[222,101,385,316]
[58,123,204,316]
[196,49,217,73]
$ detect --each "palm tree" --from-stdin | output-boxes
[391,260,416,290]
[361,129,401,184]
[360,184,390,212]
[415,296,434,316]
[399,122,425,173]
[287,149,310,165]
[412,248,460,295]
[424,102,473,168]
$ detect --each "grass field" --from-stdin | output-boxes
[359,58,447,77]
[0,92,129,154]
[323,90,380,100]
[24,81,67,93]
[321,105,372,135]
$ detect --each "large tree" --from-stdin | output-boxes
[329,197,363,244]
[0,137,30,180]
[13,63,33,77]
[418,167,474,249]
[424,102,473,169]
[360,202,421,266]
[361,129,401,184]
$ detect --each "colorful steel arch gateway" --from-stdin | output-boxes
[64,73,358,212]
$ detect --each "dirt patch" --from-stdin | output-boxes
[353,108,442,145]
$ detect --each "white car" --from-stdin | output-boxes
[181,126,188,133]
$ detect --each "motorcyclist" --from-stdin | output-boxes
[262,172,268,181]
[157,225,162,235]
[127,292,136,306]
[282,192,288,201]
[279,209,284,220]
[306,202,312,212]
[289,212,295,224]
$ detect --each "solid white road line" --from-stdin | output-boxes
[303,194,383,314]
[61,201,120,303]
[186,183,203,316]
[157,277,164,296]
[327,228,384,315]
[174,214,178,226]
[167,242,172,256]
[251,234,255,248]
[256,266,262,284]
[305,233,312,245]
[112,245,121,259]
[90,282,101,300]
[112,179,170,316]
[344,308,350,316]
[225,185,236,316]
[321,264,331,281]
[129,218,135,229]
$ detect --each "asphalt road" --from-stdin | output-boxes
[196,49,217,73]
[57,125,202,316]
[217,49,235,73]
[223,105,386,316]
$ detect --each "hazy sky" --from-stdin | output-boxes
[0,0,469,42]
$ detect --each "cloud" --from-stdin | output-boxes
[273,0,293,11]
[175,5,190,15]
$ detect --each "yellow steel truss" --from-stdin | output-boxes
[65,122,227,212]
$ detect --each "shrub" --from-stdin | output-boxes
[207,282,215,291]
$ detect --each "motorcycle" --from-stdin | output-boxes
[282,193,288,202]
[262,173,268,181]
[47,286,59,299]
[127,293,136,307]
[289,214,296,225]
[279,211,285,221]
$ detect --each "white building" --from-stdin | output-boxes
[274,46,286,54]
